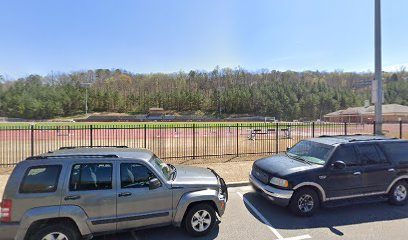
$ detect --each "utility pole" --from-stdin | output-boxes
[81,83,92,115]
[217,86,225,118]
[374,0,383,135]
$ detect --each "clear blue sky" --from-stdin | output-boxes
[0,0,407,78]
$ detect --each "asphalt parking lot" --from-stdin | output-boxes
[95,186,408,240]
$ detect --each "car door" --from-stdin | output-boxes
[356,143,396,193]
[116,161,173,230]
[323,145,364,199]
[62,161,117,233]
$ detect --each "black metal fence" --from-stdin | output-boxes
[0,122,405,166]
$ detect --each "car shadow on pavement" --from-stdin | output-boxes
[95,221,220,240]
[242,191,408,236]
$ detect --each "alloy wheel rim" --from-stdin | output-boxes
[42,232,68,240]
[298,194,314,213]
[191,210,211,232]
[394,185,407,201]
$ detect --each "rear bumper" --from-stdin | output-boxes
[249,173,293,207]
[0,222,19,240]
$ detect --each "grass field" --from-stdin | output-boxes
[0,121,272,127]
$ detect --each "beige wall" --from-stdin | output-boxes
[324,114,408,123]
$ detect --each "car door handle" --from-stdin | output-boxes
[64,195,81,201]
[388,168,396,172]
[118,192,132,197]
[353,172,361,175]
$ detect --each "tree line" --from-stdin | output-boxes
[0,67,407,120]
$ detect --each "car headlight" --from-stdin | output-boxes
[270,177,289,188]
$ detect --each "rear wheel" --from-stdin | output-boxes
[289,188,319,217]
[389,181,408,206]
[184,203,216,237]
[30,223,81,240]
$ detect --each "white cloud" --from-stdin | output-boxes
[383,63,408,72]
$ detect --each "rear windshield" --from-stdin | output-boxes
[19,165,61,194]
[287,140,335,165]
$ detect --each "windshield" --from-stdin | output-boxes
[287,140,334,165]
[149,155,171,180]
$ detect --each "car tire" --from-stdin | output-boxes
[289,188,319,217]
[184,203,216,237]
[389,180,408,206]
[30,222,81,240]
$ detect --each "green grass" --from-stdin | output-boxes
[0,121,278,128]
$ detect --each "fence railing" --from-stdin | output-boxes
[0,122,405,166]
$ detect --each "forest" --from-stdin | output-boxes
[0,67,407,121]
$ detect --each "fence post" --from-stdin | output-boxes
[312,122,315,138]
[344,122,347,136]
[30,125,34,156]
[192,124,196,159]
[275,123,279,154]
[236,123,239,157]
[400,120,403,139]
[373,121,376,135]
[89,125,93,147]
[144,124,147,148]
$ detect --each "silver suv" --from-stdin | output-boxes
[0,147,228,240]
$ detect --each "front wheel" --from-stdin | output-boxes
[389,181,408,206]
[289,188,319,217]
[184,203,216,237]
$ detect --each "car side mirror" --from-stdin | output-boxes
[286,147,291,152]
[332,161,346,170]
[149,178,161,190]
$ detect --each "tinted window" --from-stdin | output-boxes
[121,163,157,188]
[331,146,360,166]
[357,144,387,165]
[20,165,61,193]
[381,142,408,163]
[69,163,112,191]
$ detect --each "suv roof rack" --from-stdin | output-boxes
[26,154,119,160]
[318,134,399,142]
[59,146,128,150]
[348,137,399,142]
[318,134,363,138]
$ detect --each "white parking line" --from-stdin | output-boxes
[237,192,311,240]
[281,235,312,240]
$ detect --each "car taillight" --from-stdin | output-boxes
[0,199,12,223]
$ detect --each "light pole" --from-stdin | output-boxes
[374,0,383,135]
[81,83,92,115]
[217,86,225,118]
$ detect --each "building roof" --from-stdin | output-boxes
[324,104,408,117]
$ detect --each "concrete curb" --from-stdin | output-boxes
[226,181,250,187]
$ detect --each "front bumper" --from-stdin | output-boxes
[249,173,294,207]
[0,222,19,240]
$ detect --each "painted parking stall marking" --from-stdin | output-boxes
[237,192,312,240]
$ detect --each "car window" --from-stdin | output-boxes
[69,163,113,191]
[331,146,360,167]
[121,163,157,189]
[287,140,334,165]
[19,165,61,194]
[356,144,388,165]
[381,142,408,163]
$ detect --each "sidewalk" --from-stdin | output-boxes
[0,155,265,199]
